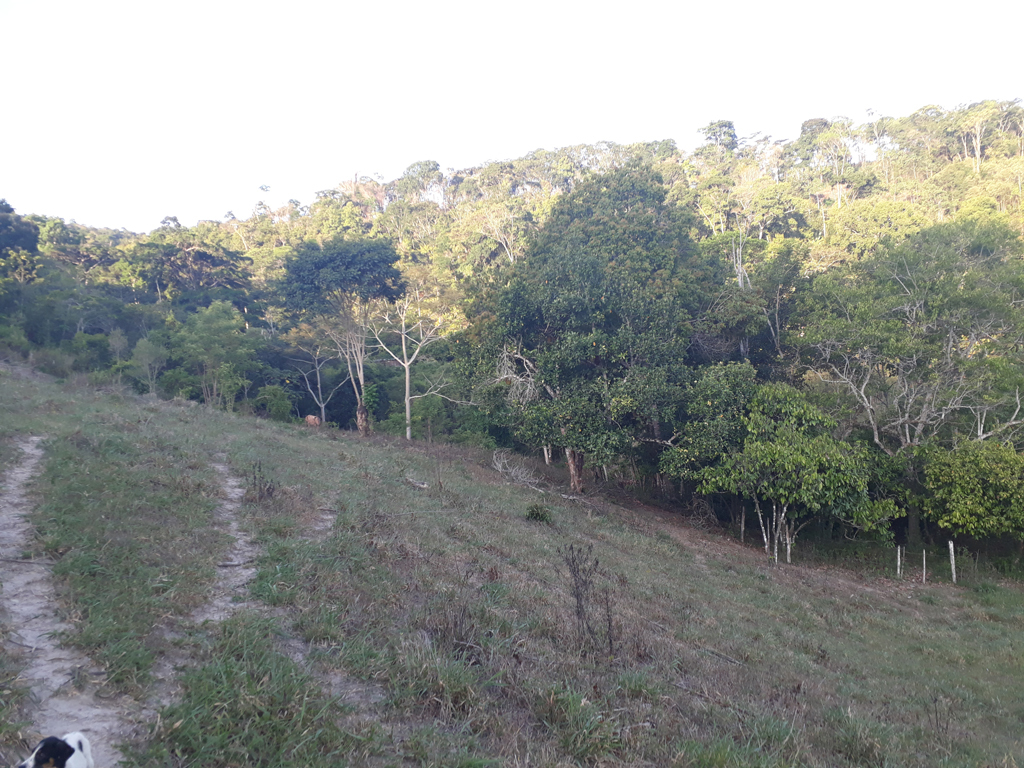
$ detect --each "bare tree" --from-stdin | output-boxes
[285,325,348,424]
[322,301,375,436]
[370,294,448,440]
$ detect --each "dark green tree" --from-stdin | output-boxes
[799,218,1024,543]
[476,163,705,492]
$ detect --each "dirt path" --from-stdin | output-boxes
[145,461,260,711]
[0,437,128,768]
[143,461,383,739]
[191,463,259,623]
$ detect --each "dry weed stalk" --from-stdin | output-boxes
[556,543,616,657]
[492,449,540,489]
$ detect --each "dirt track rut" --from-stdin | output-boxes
[0,437,127,768]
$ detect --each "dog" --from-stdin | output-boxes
[17,732,94,768]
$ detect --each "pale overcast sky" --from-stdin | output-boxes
[2,0,1020,233]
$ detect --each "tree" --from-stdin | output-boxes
[801,219,1024,456]
[321,300,374,436]
[370,292,449,441]
[129,337,167,395]
[174,301,257,408]
[922,441,1024,542]
[476,163,703,493]
[955,101,1001,174]
[699,120,739,154]
[700,384,889,563]
[284,323,348,424]
[659,362,759,484]
[799,219,1024,542]
[282,237,404,309]
[0,200,40,256]
[0,201,41,301]
[281,237,405,433]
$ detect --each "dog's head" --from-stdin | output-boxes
[17,736,76,768]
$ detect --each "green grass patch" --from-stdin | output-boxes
[132,614,370,767]
[32,418,225,690]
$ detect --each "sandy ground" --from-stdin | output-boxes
[0,437,129,768]
[191,463,259,623]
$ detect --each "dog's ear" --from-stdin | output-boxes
[33,736,76,767]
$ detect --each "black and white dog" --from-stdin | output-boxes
[17,732,94,768]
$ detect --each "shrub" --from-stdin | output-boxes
[256,385,293,422]
[526,503,552,524]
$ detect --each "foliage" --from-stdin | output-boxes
[172,301,259,408]
[799,218,1024,456]
[700,383,895,561]
[5,100,1024,553]
[280,236,404,312]
[659,362,759,481]
[472,162,707,490]
[923,441,1024,539]
[255,384,293,421]
[525,503,552,524]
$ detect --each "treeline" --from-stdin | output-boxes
[3,99,1024,561]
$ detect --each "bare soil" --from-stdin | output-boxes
[143,460,260,712]
[191,463,259,623]
[0,437,129,768]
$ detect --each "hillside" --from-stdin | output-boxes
[1,367,1022,766]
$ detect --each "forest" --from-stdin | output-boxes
[4,99,1024,563]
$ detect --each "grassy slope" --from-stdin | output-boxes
[1,368,1022,766]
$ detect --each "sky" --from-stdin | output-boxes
[2,0,1021,234]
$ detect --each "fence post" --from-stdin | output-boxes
[948,541,956,584]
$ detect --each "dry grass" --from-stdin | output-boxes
[1,368,1023,765]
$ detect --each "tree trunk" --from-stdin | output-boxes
[404,362,412,440]
[754,498,770,557]
[565,448,585,494]
[356,404,370,437]
[906,504,922,547]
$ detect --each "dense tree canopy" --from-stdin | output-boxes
[5,99,1024,557]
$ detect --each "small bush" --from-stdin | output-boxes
[0,323,30,357]
[819,707,891,766]
[526,503,552,524]
[244,460,276,503]
[30,348,75,377]
[255,385,293,422]
[391,638,483,720]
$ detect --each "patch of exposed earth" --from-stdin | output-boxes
[192,462,260,623]
[143,461,260,711]
[0,437,129,768]
[145,460,383,723]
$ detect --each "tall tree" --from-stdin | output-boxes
[475,163,704,493]
[799,218,1024,541]
[281,237,404,432]
[370,292,449,441]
